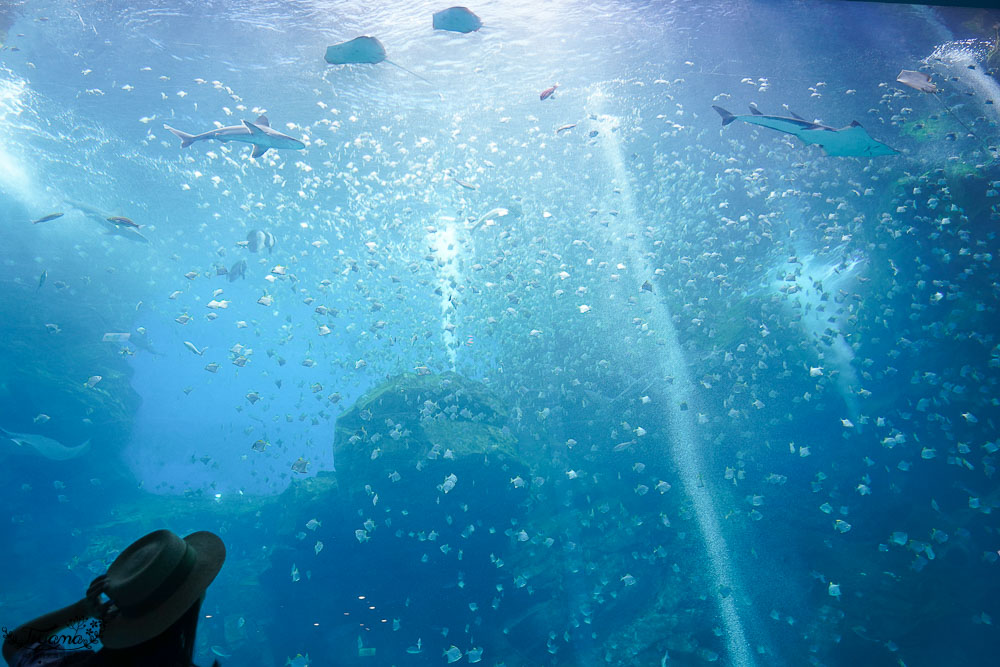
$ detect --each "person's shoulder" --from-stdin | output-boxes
[9,642,99,667]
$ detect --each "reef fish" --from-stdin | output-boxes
[229,259,247,281]
[247,230,276,255]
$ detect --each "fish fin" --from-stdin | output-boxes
[243,120,266,135]
[849,120,861,128]
[748,106,763,115]
[256,115,270,127]
[251,144,269,159]
[788,110,806,120]
[712,105,737,126]
[163,124,196,148]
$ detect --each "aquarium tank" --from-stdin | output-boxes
[1,0,999,665]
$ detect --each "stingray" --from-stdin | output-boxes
[713,105,898,157]
[0,426,91,461]
[324,36,432,84]
[433,6,482,33]
[897,69,990,152]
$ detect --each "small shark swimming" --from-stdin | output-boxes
[0,426,91,461]
[713,105,897,157]
[163,115,305,159]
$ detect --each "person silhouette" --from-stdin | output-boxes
[3,529,225,667]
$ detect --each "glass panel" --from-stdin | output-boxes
[2,2,998,665]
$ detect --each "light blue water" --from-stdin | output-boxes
[2,1,999,666]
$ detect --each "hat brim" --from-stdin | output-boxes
[100,531,225,649]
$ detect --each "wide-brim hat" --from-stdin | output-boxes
[101,529,225,649]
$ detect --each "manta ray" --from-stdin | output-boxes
[713,105,898,157]
[164,115,305,159]
[0,426,91,461]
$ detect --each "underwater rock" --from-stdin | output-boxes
[333,370,520,484]
[257,372,532,665]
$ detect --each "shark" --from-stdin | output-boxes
[1,426,91,461]
[163,115,305,159]
[713,105,897,157]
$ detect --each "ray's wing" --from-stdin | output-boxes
[324,36,387,65]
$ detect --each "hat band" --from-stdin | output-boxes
[118,545,197,618]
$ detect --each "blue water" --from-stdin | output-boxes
[2,1,999,665]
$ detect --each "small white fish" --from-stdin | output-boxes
[85,375,102,388]
[33,414,50,424]
[184,341,206,356]
[444,645,462,663]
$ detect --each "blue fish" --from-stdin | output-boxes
[713,105,897,157]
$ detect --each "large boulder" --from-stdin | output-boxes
[259,372,531,665]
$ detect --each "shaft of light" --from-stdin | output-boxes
[588,88,758,667]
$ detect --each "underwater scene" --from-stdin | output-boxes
[1,0,1000,665]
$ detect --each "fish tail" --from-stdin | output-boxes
[384,60,433,85]
[712,105,737,126]
[163,124,197,148]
